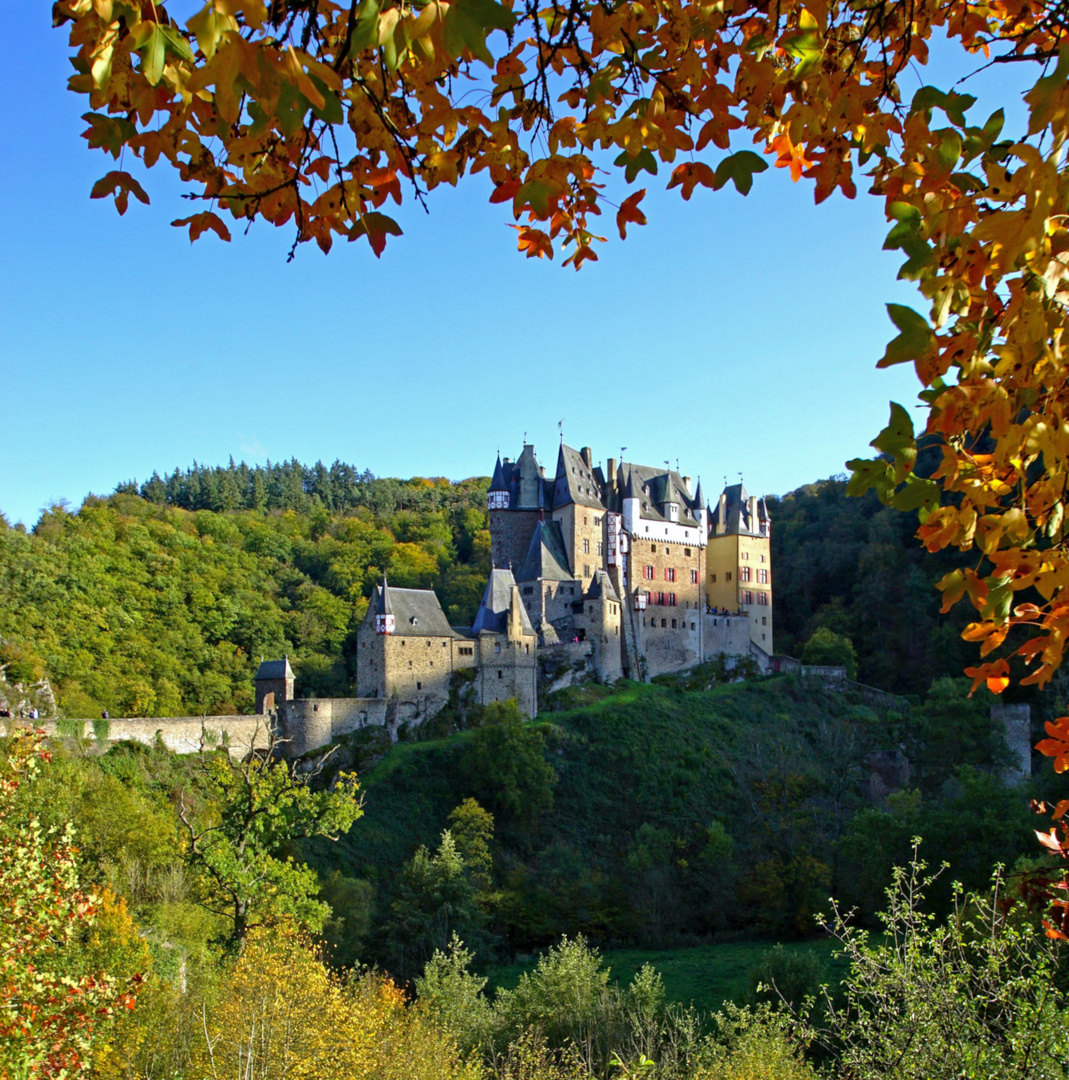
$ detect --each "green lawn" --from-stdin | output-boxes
[484,938,848,1015]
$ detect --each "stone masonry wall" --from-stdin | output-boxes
[489,509,542,573]
[3,715,271,757]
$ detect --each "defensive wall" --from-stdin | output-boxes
[2,697,391,759]
[1,715,271,757]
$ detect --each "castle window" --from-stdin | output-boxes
[644,565,654,580]
[402,640,406,646]
[429,661,434,667]
[762,616,767,625]
[763,632,767,639]
[584,564,592,576]
[409,660,413,667]
[597,542,603,556]
[498,670,503,679]
[655,591,664,605]
[743,590,753,604]
[668,593,676,606]
[661,618,667,627]
[758,569,769,584]
[757,592,769,606]
[691,622,696,630]
[525,645,530,654]
[672,619,677,628]
[584,515,588,525]
[417,681,422,690]
[594,515,602,525]
[760,554,766,562]
[741,551,749,560]
[583,539,590,554]
[726,572,732,581]
[665,568,675,582]
[650,545,656,553]
[442,641,447,647]
[711,573,717,583]
[495,643,501,654]
[684,548,691,557]
[690,569,699,584]
[740,566,751,582]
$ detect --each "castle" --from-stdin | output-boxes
[352,439,772,723]
[1,439,772,758]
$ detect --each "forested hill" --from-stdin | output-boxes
[0,464,492,718]
[768,477,977,697]
[0,458,994,717]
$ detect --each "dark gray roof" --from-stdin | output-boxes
[586,569,620,603]
[255,656,294,681]
[618,462,700,526]
[370,580,456,637]
[472,568,535,635]
[516,519,573,582]
[492,445,551,510]
[552,443,606,510]
[489,455,507,492]
[714,483,769,536]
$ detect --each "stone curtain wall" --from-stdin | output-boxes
[2,715,272,756]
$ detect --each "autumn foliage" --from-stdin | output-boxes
[0,732,142,1080]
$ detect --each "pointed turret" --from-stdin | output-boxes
[488,455,510,510]
[374,576,395,634]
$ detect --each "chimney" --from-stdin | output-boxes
[683,476,691,495]
[607,457,617,489]
[581,446,593,468]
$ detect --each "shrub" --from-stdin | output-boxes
[745,945,823,1013]
[812,848,1069,1080]
[695,1003,817,1080]
[801,629,857,679]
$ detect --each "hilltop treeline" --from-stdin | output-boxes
[0,469,491,717]
[117,457,472,517]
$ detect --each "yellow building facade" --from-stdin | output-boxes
[705,484,772,654]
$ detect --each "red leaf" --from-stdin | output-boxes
[348,212,403,256]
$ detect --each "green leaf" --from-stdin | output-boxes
[878,303,934,368]
[845,457,895,503]
[713,150,768,195]
[870,401,917,483]
[613,148,658,183]
[141,24,167,85]
[514,179,556,217]
[910,86,975,127]
[349,0,382,53]
[892,474,940,513]
[982,577,1014,623]
[443,0,515,65]
[309,76,343,124]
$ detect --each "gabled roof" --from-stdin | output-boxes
[586,569,619,603]
[369,579,456,637]
[255,656,294,681]
[618,461,701,526]
[472,568,535,636]
[713,483,769,536]
[552,443,606,510]
[516,519,573,582]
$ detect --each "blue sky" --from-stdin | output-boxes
[0,10,1033,526]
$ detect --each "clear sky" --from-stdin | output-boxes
[0,11,1033,526]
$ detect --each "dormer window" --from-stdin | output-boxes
[410,616,419,625]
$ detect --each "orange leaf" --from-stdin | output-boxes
[616,189,647,239]
[510,225,553,259]
[986,676,1010,693]
[171,212,232,242]
[349,212,403,256]
[667,162,716,201]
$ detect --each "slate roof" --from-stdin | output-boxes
[490,445,551,510]
[369,579,456,637]
[617,462,701,526]
[255,657,294,681]
[552,443,606,510]
[516,519,573,582]
[586,569,620,603]
[472,568,536,636]
[713,483,770,536]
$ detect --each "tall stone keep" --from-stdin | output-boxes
[255,656,294,714]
